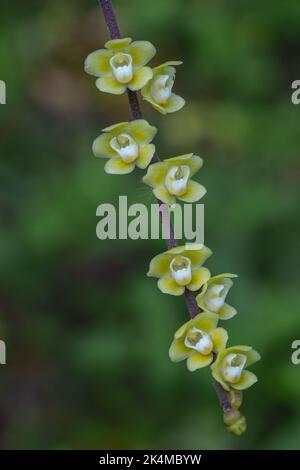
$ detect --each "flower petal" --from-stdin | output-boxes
[179,180,206,203]
[127,41,156,67]
[105,37,132,50]
[92,133,115,158]
[167,246,185,255]
[84,49,112,77]
[102,122,128,133]
[210,273,238,282]
[144,98,167,114]
[184,246,212,267]
[233,370,258,390]
[147,252,170,277]
[187,352,213,371]
[104,157,135,175]
[169,339,191,362]
[96,76,126,95]
[246,349,261,367]
[165,154,194,165]
[153,61,183,73]
[218,303,237,320]
[153,185,175,205]
[142,162,166,187]
[128,66,153,91]
[188,155,204,177]
[187,267,211,291]
[174,320,191,339]
[158,276,185,296]
[136,144,155,169]
[163,93,185,114]
[224,346,252,354]
[211,327,228,352]
[128,120,157,144]
[192,312,218,332]
[212,371,230,391]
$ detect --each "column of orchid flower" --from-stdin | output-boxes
[85,29,260,436]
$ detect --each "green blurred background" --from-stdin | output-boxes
[0,0,300,450]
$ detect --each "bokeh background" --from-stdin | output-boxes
[1,0,300,450]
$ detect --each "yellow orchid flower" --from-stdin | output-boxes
[141,61,185,114]
[142,154,206,205]
[196,273,237,320]
[211,345,260,392]
[85,37,155,94]
[169,312,228,371]
[93,119,157,174]
[147,244,212,296]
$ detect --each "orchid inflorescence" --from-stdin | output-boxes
[86,0,260,436]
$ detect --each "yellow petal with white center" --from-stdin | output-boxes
[157,275,185,296]
[218,303,237,320]
[127,66,153,91]
[153,185,175,206]
[192,312,218,332]
[246,349,261,367]
[105,37,132,50]
[84,49,112,77]
[233,370,258,390]
[104,156,135,175]
[163,93,185,114]
[127,41,156,67]
[92,133,115,158]
[142,162,166,187]
[184,246,212,267]
[96,76,126,95]
[136,144,155,169]
[178,180,206,203]
[147,252,170,277]
[128,120,157,144]
[102,122,128,133]
[187,267,211,291]
[187,352,213,371]
[169,339,192,362]
[210,327,228,353]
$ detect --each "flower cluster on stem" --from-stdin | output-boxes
[86,0,260,435]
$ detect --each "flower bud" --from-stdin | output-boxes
[223,409,241,426]
[227,415,247,436]
[229,390,243,409]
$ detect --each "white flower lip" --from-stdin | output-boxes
[170,255,192,286]
[165,165,190,196]
[110,133,139,163]
[184,328,213,355]
[221,353,247,384]
[150,74,173,105]
[204,282,229,313]
[110,52,133,84]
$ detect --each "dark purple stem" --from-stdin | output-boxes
[99,0,121,38]
[127,89,143,120]
[213,376,232,413]
[98,0,232,416]
[184,290,199,319]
